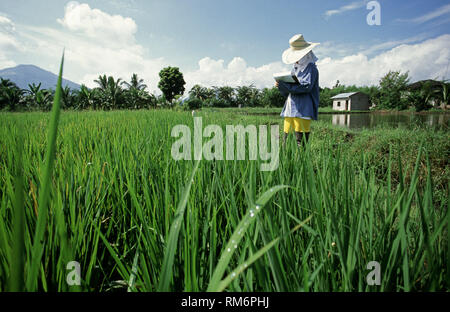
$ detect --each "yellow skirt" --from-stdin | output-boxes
[284,117,311,133]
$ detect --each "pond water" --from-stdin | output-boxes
[319,112,450,130]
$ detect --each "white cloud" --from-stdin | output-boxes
[184,35,450,91]
[0,54,15,69]
[15,2,167,91]
[0,15,15,30]
[0,15,17,49]
[397,4,450,24]
[183,57,288,91]
[359,33,430,55]
[324,1,368,18]
[57,1,137,46]
[314,41,360,59]
[2,3,449,95]
[317,34,450,87]
[0,15,18,68]
[0,31,20,50]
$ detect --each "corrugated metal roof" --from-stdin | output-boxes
[330,92,359,99]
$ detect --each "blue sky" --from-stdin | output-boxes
[0,0,449,91]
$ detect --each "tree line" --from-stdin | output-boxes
[0,73,158,111]
[1,66,448,112]
[320,71,449,111]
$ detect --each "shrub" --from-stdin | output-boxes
[261,87,285,107]
[378,71,410,110]
[206,98,229,108]
[184,98,203,110]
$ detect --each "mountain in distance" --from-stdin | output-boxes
[0,64,81,90]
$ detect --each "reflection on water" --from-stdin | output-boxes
[320,113,450,130]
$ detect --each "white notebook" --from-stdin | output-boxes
[273,72,296,83]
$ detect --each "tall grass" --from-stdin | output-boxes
[25,53,72,292]
[0,107,448,291]
[8,117,25,291]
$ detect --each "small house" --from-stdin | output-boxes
[331,92,370,111]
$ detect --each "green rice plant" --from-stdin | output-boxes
[210,215,312,292]
[23,52,74,291]
[207,185,289,291]
[157,160,201,291]
[7,123,25,291]
[0,108,447,292]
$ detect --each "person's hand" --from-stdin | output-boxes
[275,81,279,88]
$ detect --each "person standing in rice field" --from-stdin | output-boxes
[276,34,320,147]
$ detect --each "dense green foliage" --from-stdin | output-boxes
[378,71,410,110]
[184,97,202,110]
[0,79,24,111]
[158,67,186,104]
[0,108,448,291]
[260,86,286,108]
[1,69,448,112]
[319,73,449,111]
[0,74,159,111]
[187,84,285,108]
[407,80,449,112]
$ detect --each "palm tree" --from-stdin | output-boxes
[24,83,53,110]
[122,73,147,91]
[94,75,108,91]
[36,90,53,111]
[76,85,94,110]
[0,79,15,110]
[25,83,41,109]
[189,84,209,101]
[1,78,17,89]
[121,74,151,109]
[1,86,24,111]
[94,75,124,110]
[217,86,236,106]
[236,85,259,107]
[61,86,75,109]
[27,83,42,95]
[107,76,123,109]
[0,79,26,111]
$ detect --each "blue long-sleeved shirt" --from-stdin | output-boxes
[278,62,320,120]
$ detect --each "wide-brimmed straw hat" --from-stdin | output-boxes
[282,34,320,65]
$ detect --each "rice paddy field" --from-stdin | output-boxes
[0,107,449,292]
